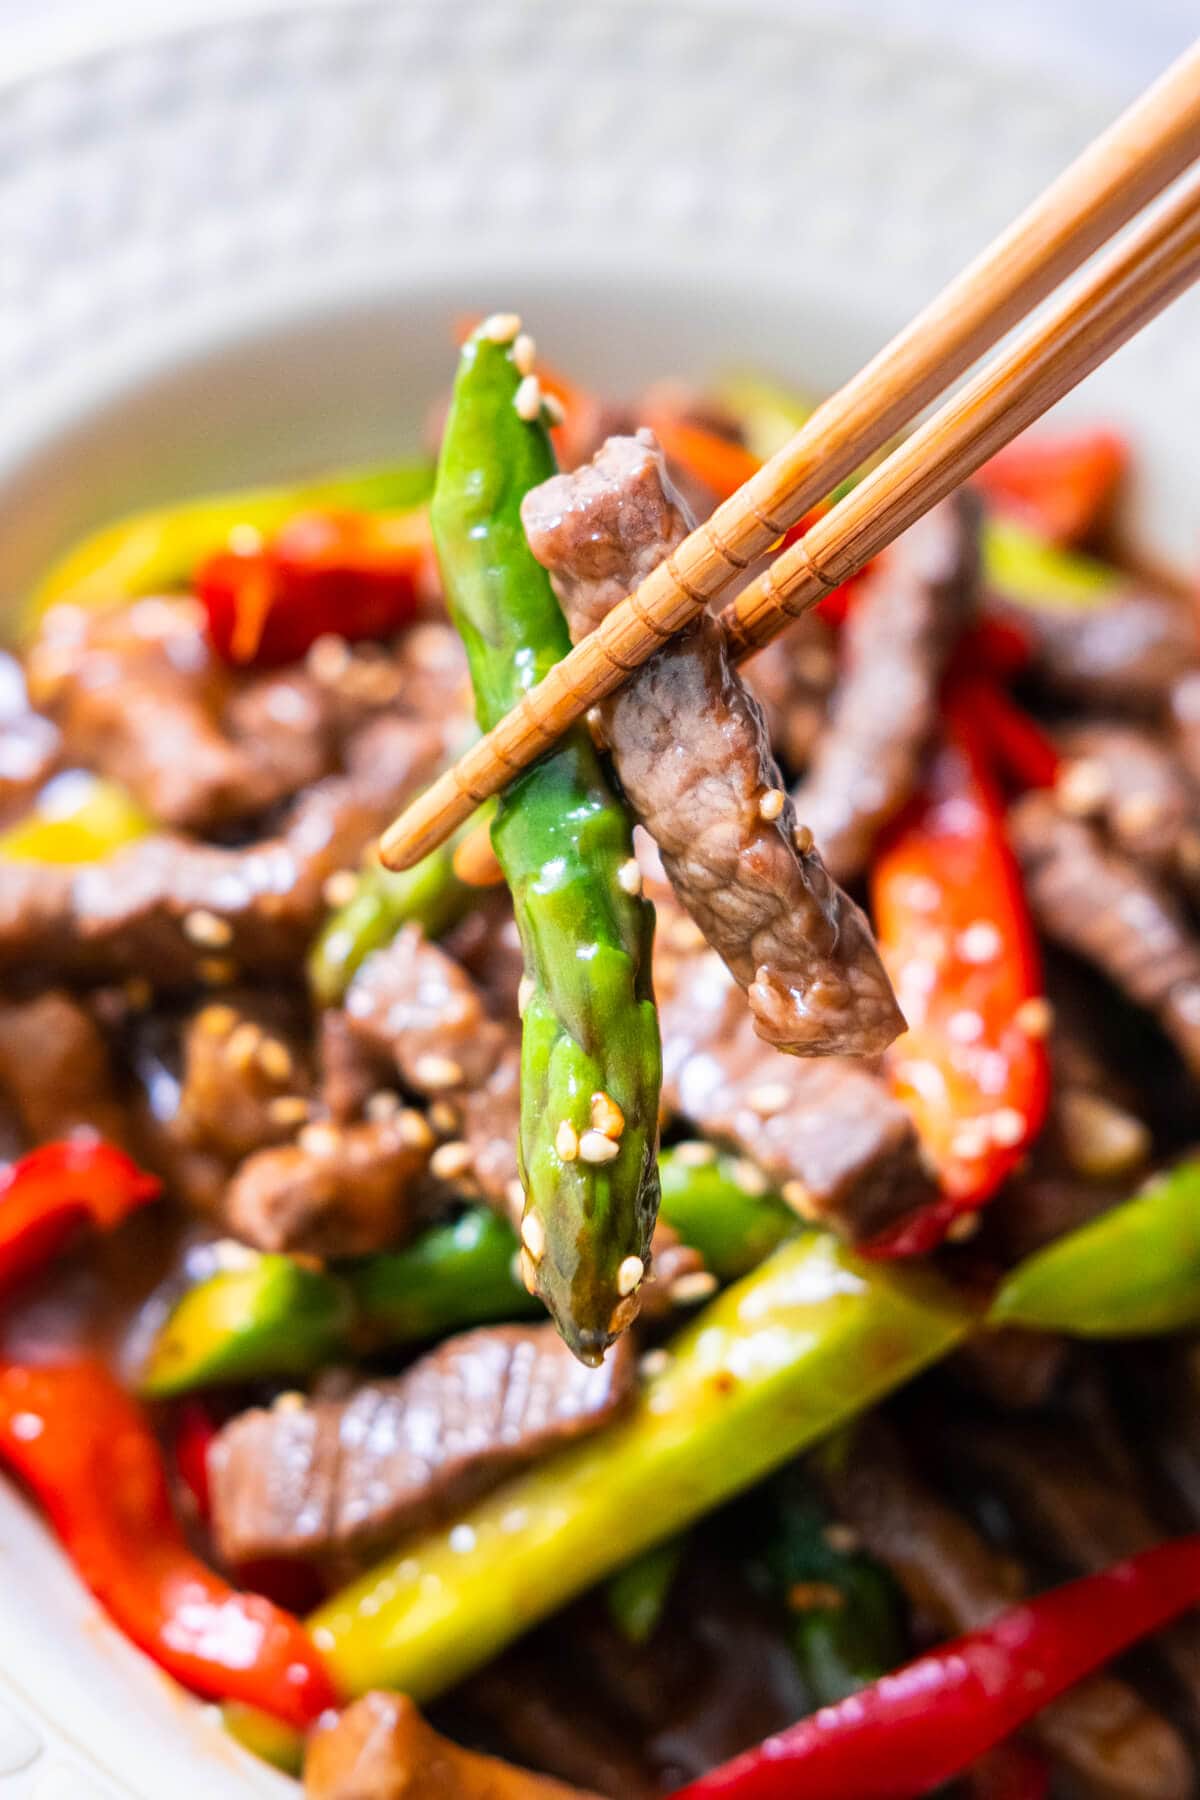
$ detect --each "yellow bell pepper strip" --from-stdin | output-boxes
[982,515,1124,611]
[307,1235,972,1703]
[989,1157,1200,1337]
[24,462,434,629]
[713,373,815,461]
[0,1140,160,1293]
[0,769,151,863]
[0,1360,335,1727]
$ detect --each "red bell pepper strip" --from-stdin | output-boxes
[645,410,764,503]
[173,1398,217,1521]
[972,427,1127,546]
[196,508,431,667]
[0,1360,336,1727]
[957,678,1060,794]
[0,1140,160,1293]
[670,1536,1200,1800]
[868,691,1050,1252]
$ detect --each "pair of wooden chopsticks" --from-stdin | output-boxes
[381,39,1200,873]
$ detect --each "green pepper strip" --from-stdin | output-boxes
[308,803,492,1006]
[25,462,434,628]
[606,1536,687,1646]
[308,1235,971,1703]
[660,1145,797,1280]
[989,1158,1200,1336]
[431,324,661,1363]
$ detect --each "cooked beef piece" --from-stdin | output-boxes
[221,1109,431,1258]
[0,649,59,823]
[989,580,1197,714]
[0,991,130,1146]
[319,1008,392,1124]
[0,712,447,987]
[460,1653,659,1800]
[522,431,902,1058]
[741,614,838,773]
[344,927,522,1214]
[26,598,338,831]
[305,1692,596,1800]
[305,620,474,742]
[1123,1344,1200,1533]
[1010,792,1200,1080]
[950,1329,1068,1412]
[818,1421,1193,1800]
[208,1323,635,1563]
[1055,721,1200,894]
[955,1419,1200,1737]
[981,1163,1123,1265]
[653,892,933,1242]
[1171,670,1200,785]
[792,495,979,881]
[442,897,526,1025]
[169,998,311,1161]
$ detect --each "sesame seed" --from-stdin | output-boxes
[782,1178,819,1219]
[946,1211,981,1243]
[507,1178,527,1214]
[518,1249,539,1294]
[322,870,359,909]
[541,392,566,427]
[1015,996,1054,1038]
[299,1123,341,1158]
[480,311,522,343]
[517,975,535,1017]
[639,1348,671,1382]
[512,332,537,375]
[198,956,237,987]
[590,1091,625,1140]
[1056,757,1110,816]
[793,823,814,855]
[272,1391,307,1414]
[617,858,643,896]
[1115,790,1167,836]
[555,1120,580,1162]
[579,1129,621,1165]
[673,1140,717,1168]
[950,1122,990,1161]
[617,1254,645,1296]
[267,1095,310,1127]
[990,1107,1027,1148]
[306,633,351,682]
[758,787,785,822]
[184,908,233,948]
[431,1140,473,1181]
[413,1052,464,1091]
[514,375,543,421]
[211,1238,261,1272]
[521,1212,546,1260]
[429,1099,460,1136]
[731,1157,769,1195]
[747,1081,790,1118]
[670,1269,719,1304]
[226,1022,263,1070]
[823,1523,860,1555]
[365,1089,400,1121]
[788,1580,846,1613]
[397,1109,436,1150]
[257,1038,293,1082]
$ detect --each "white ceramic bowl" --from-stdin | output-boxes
[1,4,1199,1794]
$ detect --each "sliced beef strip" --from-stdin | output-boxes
[221,1109,432,1258]
[0,712,447,988]
[1010,791,1200,1080]
[954,1419,1200,1737]
[169,997,312,1161]
[1055,721,1200,895]
[0,649,59,824]
[522,430,902,1059]
[817,1421,1194,1800]
[988,580,1197,714]
[653,892,933,1242]
[305,1692,597,1800]
[26,597,340,831]
[208,1322,635,1563]
[792,493,980,882]
[740,614,837,773]
[1171,669,1200,785]
[0,990,131,1147]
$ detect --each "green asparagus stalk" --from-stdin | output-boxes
[26,461,434,628]
[989,1157,1200,1336]
[431,321,661,1364]
[308,1234,972,1701]
[308,804,491,1005]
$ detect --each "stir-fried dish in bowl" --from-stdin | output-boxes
[3,315,1200,1798]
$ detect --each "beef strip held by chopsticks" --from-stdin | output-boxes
[521,431,903,1058]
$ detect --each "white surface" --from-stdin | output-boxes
[0,2,1198,1795]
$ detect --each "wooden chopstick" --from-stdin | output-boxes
[721,169,1200,661]
[380,42,1200,870]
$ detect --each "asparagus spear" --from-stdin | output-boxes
[431,320,661,1363]
[26,461,433,627]
[308,1234,971,1701]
